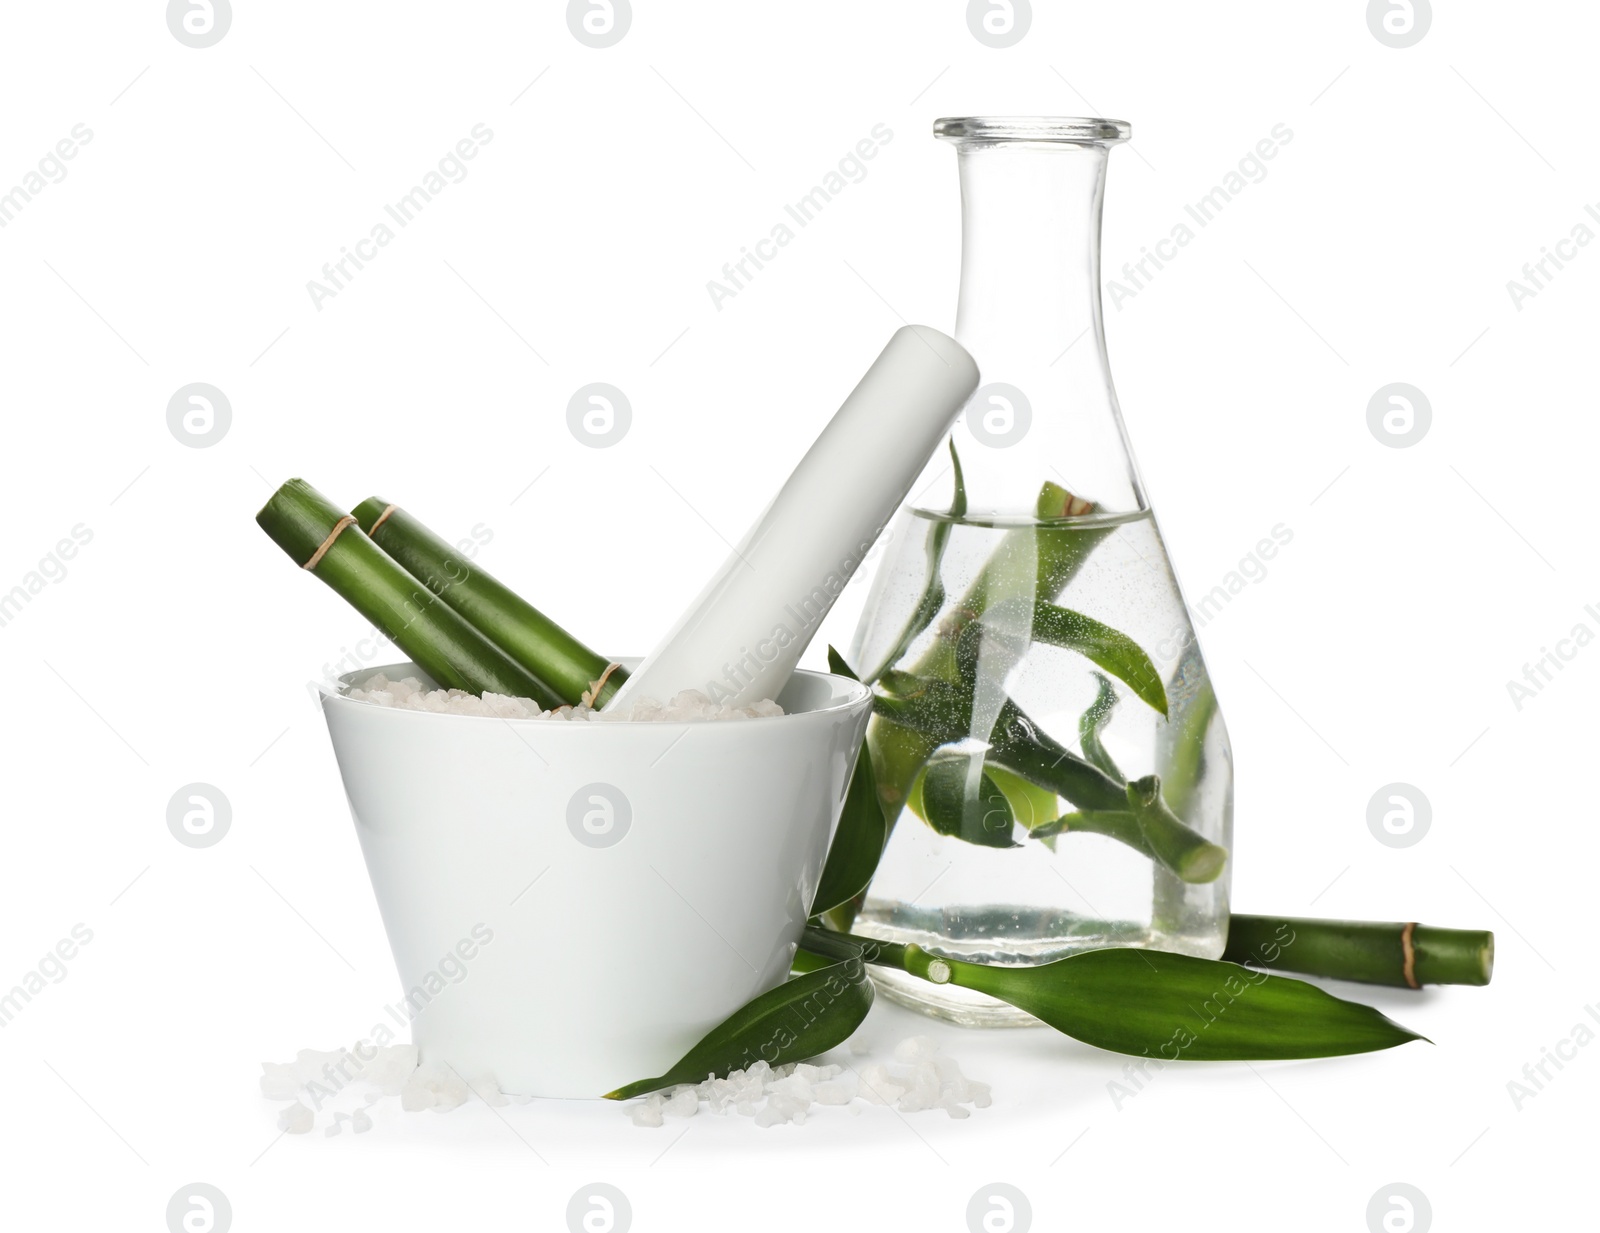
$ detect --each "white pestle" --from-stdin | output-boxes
[605,324,979,711]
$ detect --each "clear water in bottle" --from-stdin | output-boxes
[843,117,1235,1024]
[849,501,1232,1025]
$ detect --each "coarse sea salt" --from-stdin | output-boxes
[622,1037,990,1128]
[346,673,784,723]
[260,1035,987,1135]
[260,1043,528,1137]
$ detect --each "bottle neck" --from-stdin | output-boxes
[946,139,1144,519]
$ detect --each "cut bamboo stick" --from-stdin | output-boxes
[352,498,624,707]
[1223,914,1494,987]
[257,479,562,707]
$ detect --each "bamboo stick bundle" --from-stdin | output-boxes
[256,479,562,708]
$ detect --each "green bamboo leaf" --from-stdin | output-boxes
[1078,672,1122,779]
[790,947,833,975]
[921,752,1019,848]
[812,649,887,916]
[866,712,939,824]
[1033,603,1168,717]
[811,649,887,916]
[986,765,1059,832]
[928,946,1425,1061]
[826,646,859,680]
[862,441,967,684]
[798,926,1425,1061]
[811,749,884,915]
[604,959,874,1099]
[1158,674,1216,820]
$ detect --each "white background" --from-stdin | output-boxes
[1,2,1594,1230]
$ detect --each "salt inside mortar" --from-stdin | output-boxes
[346,672,784,722]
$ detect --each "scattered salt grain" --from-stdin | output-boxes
[768,1072,813,1103]
[361,1044,419,1095]
[755,1093,809,1127]
[811,1073,858,1105]
[260,1048,343,1100]
[400,1062,470,1113]
[896,1062,942,1114]
[663,1087,699,1118]
[263,1034,983,1138]
[857,1063,905,1106]
[262,1043,511,1136]
[620,1038,988,1128]
[259,1044,417,1102]
[893,1035,939,1063]
[347,673,783,723]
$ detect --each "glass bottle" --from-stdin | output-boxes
[847,117,1233,1025]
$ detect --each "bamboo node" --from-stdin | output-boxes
[582,661,622,707]
[1400,921,1419,989]
[303,515,357,571]
[368,503,398,536]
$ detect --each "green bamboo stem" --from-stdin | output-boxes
[1002,768,1228,885]
[982,711,1131,812]
[1158,675,1218,822]
[798,923,913,971]
[257,480,562,707]
[353,498,624,708]
[1023,802,1225,886]
[1223,915,1494,988]
[910,480,1112,682]
[1026,808,1151,854]
[859,487,1060,826]
[874,671,1124,810]
[859,481,1122,861]
[804,922,1154,993]
[859,482,1225,881]
[870,673,1223,881]
[1124,775,1228,884]
[861,440,966,685]
[815,917,1495,989]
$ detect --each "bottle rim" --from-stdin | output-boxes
[933,116,1131,145]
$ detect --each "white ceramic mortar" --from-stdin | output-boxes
[319,661,871,1098]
